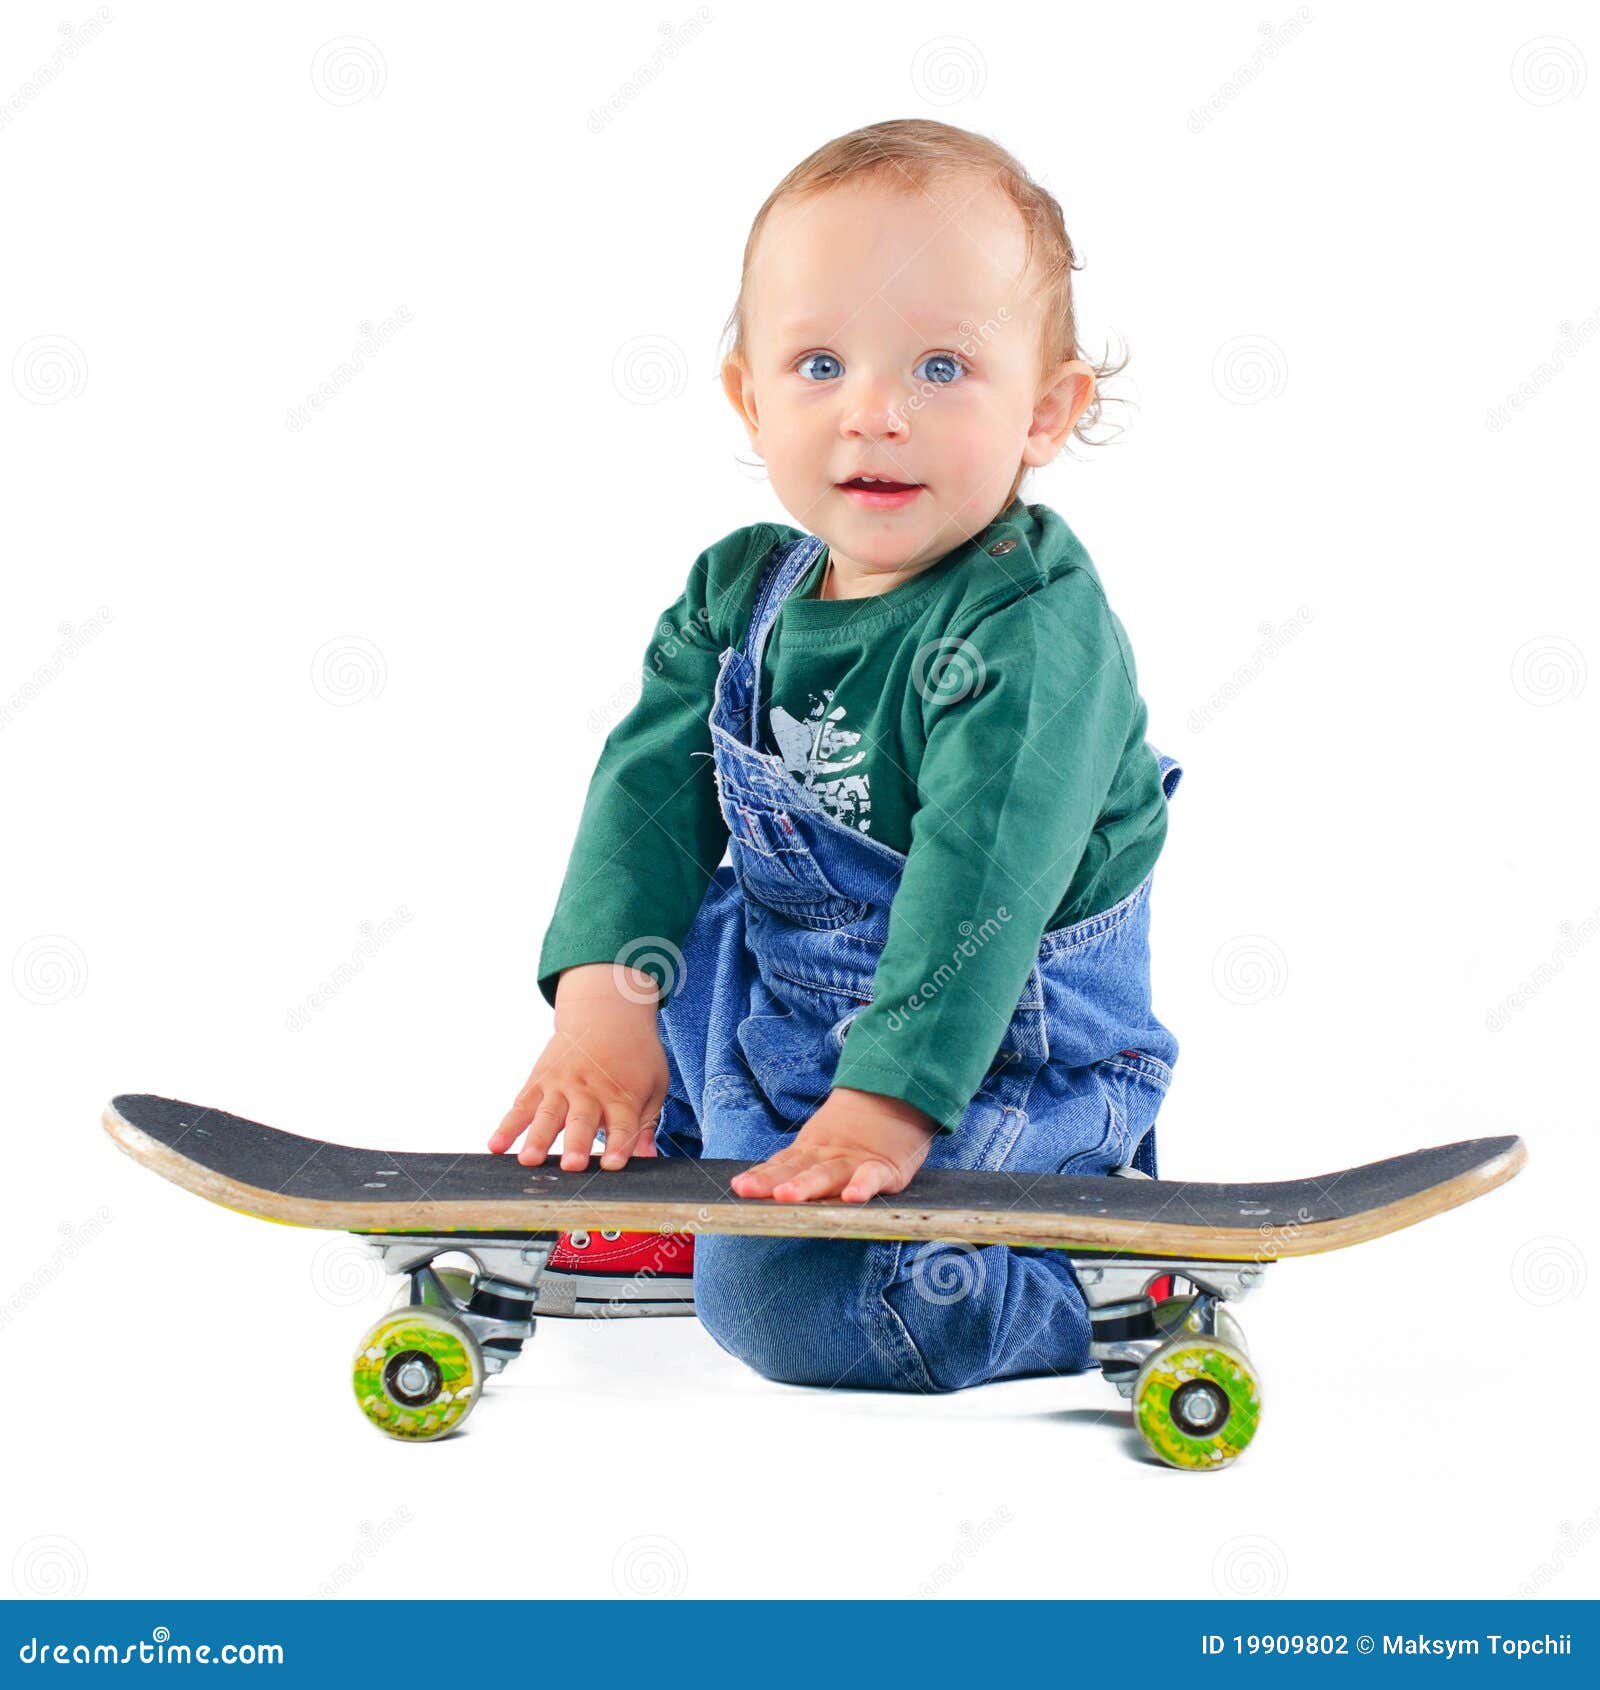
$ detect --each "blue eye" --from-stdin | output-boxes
[915,353,966,386]
[796,352,843,382]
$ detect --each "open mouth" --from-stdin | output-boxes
[837,476,924,507]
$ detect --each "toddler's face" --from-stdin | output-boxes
[724,173,1092,582]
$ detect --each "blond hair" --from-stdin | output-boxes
[721,118,1128,505]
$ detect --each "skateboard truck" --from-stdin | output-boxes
[1078,1256,1266,1469]
[352,1228,1268,1469]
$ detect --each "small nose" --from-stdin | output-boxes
[840,372,909,442]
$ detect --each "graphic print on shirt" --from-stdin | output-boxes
[768,691,873,834]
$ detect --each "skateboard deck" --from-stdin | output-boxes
[102,1093,1524,1260]
[101,1094,1526,1466]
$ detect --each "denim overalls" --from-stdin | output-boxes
[654,535,1183,1393]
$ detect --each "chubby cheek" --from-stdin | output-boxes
[928,425,1024,519]
[756,395,834,489]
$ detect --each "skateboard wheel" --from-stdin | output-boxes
[1133,1336,1260,1471]
[352,1308,483,1442]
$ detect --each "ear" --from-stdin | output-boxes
[1021,358,1096,469]
[721,354,761,451]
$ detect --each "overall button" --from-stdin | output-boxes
[988,538,1018,556]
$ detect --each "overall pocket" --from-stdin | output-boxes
[734,970,870,1124]
[1085,1050,1173,1172]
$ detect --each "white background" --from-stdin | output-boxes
[3,0,1596,1602]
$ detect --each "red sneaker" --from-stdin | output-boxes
[533,1229,696,1319]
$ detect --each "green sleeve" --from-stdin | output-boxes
[830,576,1139,1131]
[536,524,785,1008]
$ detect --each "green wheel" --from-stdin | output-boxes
[352,1307,483,1442]
[1134,1336,1260,1471]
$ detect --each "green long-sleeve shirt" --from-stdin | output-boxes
[537,499,1169,1131]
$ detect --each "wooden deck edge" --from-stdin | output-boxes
[101,1102,1527,1262]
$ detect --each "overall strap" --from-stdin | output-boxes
[742,536,825,748]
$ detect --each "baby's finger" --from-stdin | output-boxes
[488,1084,542,1154]
[840,1159,896,1204]
[559,1106,603,1170]
[517,1093,568,1165]
[598,1104,645,1170]
[730,1149,804,1198]
[771,1156,857,1204]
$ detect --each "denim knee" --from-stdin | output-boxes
[692,1234,865,1388]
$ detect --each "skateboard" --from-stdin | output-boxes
[101,1092,1525,1470]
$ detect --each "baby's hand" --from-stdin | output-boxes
[488,963,669,1169]
[730,1087,938,1204]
